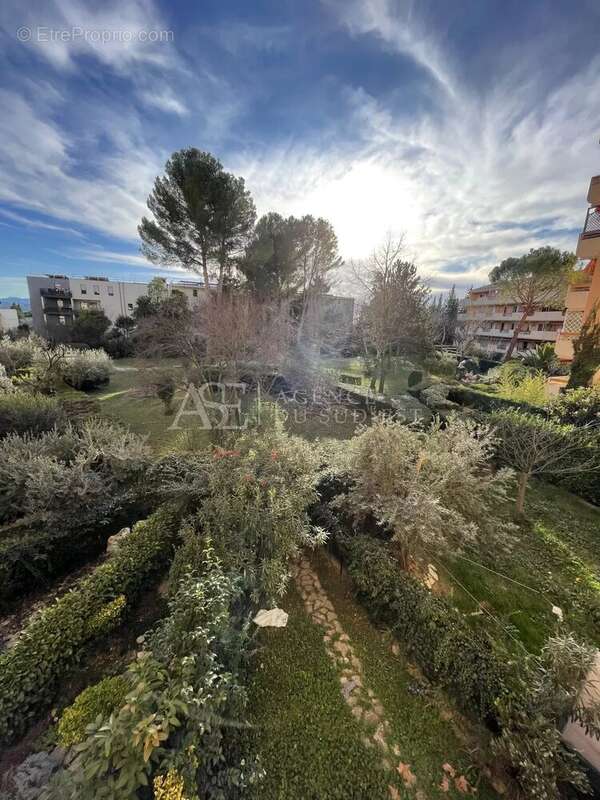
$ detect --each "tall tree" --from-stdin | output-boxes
[239,213,299,300]
[138,148,256,293]
[489,247,576,361]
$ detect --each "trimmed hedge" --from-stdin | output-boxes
[0,505,179,744]
[57,675,129,747]
[447,384,544,416]
[334,533,508,726]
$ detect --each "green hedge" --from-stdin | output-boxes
[447,384,544,416]
[0,505,178,744]
[335,533,508,725]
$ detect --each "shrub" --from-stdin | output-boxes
[447,383,544,415]
[57,676,129,747]
[61,348,112,390]
[0,504,178,744]
[0,391,64,439]
[45,553,259,800]
[335,533,507,721]
[546,386,600,428]
[0,364,14,393]
[0,335,42,377]
[189,420,326,601]
[490,409,600,513]
[0,419,148,527]
[330,414,515,567]
[517,342,560,375]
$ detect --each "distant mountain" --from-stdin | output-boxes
[0,297,30,311]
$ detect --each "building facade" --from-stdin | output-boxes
[458,284,565,358]
[26,275,210,338]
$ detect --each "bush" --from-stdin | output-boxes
[330,414,515,566]
[0,336,42,377]
[0,391,64,439]
[61,348,112,390]
[0,504,179,744]
[547,386,600,428]
[45,551,259,800]
[0,419,148,527]
[57,676,129,747]
[335,533,507,722]
[448,383,544,416]
[0,364,14,393]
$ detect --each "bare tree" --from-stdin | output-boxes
[491,409,600,513]
[353,235,431,393]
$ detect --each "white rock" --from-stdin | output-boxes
[552,605,564,622]
[253,608,289,628]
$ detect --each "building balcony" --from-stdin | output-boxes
[576,206,600,259]
[41,287,72,299]
[43,306,74,316]
[473,328,559,342]
[587,176,600,206]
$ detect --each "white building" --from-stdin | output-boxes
[0,308,19,332]
[26,275,210,338]
[457,283,565,358]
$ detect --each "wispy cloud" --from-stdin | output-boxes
[0,207,85,237]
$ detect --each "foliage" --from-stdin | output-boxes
[494,362,547,406]
[184,420,325,601]
[151,368,178,414]
[547,385,600,427]
[493,634,600,799]
[0,391,64,438]
[69,308,112,348]
[102,328,135,359]
[335,533,507,721]
[422,350,457,378]
[45,553,258,800]
[517,342,560,375]
[567,304,600,389]
[491,409,600,513]
[57,676,129,747]
[61,348,112,390]
[0,505,178,744]
[153,770,188,800]
[0,418,148,526]
[431,285,460,346]
[0,335,42,377]
[448,383,544,416]
[489,246,576,360]
[139,148,256,291]
[0,363,15,392]
[332,414,515,566]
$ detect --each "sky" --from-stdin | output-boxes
[0,0,599,300]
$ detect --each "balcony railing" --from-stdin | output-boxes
[40,287,72,299]
[581,206,600,239]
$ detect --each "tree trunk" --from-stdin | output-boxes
[377,354,386,394]
[516,471,530,515]
[201,254,209,293]
[503,310,530,361]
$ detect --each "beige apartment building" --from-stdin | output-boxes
[458,284,565,358]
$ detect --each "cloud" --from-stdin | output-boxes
[139,87,188,115]
[0,207,85,237]
[4,0,176,72]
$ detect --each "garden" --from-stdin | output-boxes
[1,152,600,800]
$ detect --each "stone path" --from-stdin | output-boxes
[293,556,424,798]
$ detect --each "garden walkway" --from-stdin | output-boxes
[294,556,476,797]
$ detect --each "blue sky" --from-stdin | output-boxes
[0,0,599,299]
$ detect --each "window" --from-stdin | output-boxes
[93,285,100,296]
[538,323,543,331]
[193,289,198,297]
[127,302,133,310]
[58,315,65,325]
[513,305,518,313]
[81,285,87,295]
[108,285,114,296]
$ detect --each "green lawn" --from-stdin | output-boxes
[247,554,498,800]
[441,480,600,653]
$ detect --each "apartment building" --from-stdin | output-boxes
[458,284,565,358]
[547,174,600,392]
[26,275,211,338]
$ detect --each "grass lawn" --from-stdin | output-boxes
[440,479,600,653]
[247,553,498,800]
